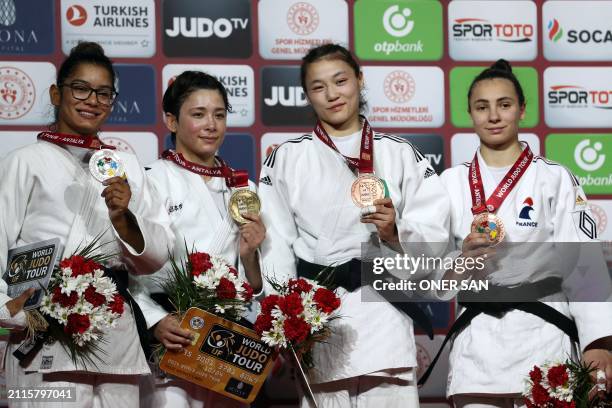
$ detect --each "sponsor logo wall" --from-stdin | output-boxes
[1,0,611,403]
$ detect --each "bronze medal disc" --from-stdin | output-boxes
[229,189,261,224]
[470,212,505,246]
[350,175,385,208]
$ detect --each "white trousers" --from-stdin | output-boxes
[139,376,247,408]
[300,373,419,408]
[453,395,527,408]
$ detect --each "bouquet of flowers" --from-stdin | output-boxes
[31,242,125,367]
[254,277,341,368]
[158,249,254,322]
[523,360,609,408]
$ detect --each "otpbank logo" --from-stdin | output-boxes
[354,0,443,61]
[546,134,612,195]
[448,1,536,61]
[543,1,612,61]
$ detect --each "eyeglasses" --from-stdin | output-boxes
[60,81,118,106]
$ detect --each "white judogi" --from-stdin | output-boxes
[440,146,612,397]
[0,140,174,407]
[259,129,450,406]
[132,158,256,408]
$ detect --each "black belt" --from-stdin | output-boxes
[417,277,578,386]
[297,258,434,339]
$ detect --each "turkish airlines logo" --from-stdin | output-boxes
[383,71,415,104]
[66,5,87,27]
[286,2,319,36]
[382,5,414,38]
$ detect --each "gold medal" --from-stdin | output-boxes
[229,189,261,224]
[351,174,385,208]
[89,149,125,182]
[471,212,505,246]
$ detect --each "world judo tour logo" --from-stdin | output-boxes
[517,197,538,227]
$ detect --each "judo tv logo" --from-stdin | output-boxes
[546,134,612,195]
[0,0,54,55]
[0,66,34,119]
[163,0,251,58]
[354,0,442,60]
[286,2,318,36]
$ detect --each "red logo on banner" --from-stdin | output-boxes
[383,70,416,104]
[287,2,319,36]
[0,67,35,120]
[66,5,87,26]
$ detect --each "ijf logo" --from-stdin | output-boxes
[383,5,414,38]
[575,139,605,172]
[66,4,87,27]
[287,2,318,36]
[0,66,34,119]
[383,70,415,104]
[0,0,16,26]
[517,197,538,227]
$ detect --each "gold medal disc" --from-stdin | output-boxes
[229,189,261,224]
[470,212,506,246]
[350,174,385,208]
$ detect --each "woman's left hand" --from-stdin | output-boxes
[583,348,612,393]
[239,213,266,259]
[360,198,399,243]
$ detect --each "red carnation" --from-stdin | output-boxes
[529,365,543,384]
[84,285,106,307]
[313,288,340,314]
[216,277,237,300]
[531,383,550,406]
[547,365,569,388]
[108,294,124,315]
[260,295,280,314]
[64,313,90,335]
[61,255,100,277]
[229,266,238,277]
[278,292,304,317]
[283,316,310,344]
[52,287,78,308]
[553,400,576,408]
[189,252,212,276]
[254,313,273,334]
[242,283,254,301]
[288,278,313,294]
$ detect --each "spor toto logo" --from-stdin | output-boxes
[286,2,319,36]
[382,5,414,38]
[0,67,35,120]
[383,71,415,104]
[452,18,533,42]
[548,85,612,110]
[66,5,87,26]
[574,140,605,172]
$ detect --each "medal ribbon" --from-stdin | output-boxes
[313,117,375,174]
[161,150,248,188]
[37,131,115,150]
[469,143,534,215]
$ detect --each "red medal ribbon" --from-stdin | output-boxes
[37,131,115,150]
[313,117,375,174]
[469,143,534,215]
[161,150,249,188]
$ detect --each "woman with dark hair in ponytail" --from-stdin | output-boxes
[0,42,173,407]
[436,59,612,407]
[133,70,264,408]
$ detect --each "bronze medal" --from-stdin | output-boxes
[229,189,261,224]
[471,212,506,246]
[351,174,385,208]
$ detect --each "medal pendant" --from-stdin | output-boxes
[471,212,505,246]
[229,189,261,224]
[89,149,125,182]
[350,174,385,208]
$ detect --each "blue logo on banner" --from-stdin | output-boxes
[163,134,256,182]
[0,0,54,55]
[109,64,156,125]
